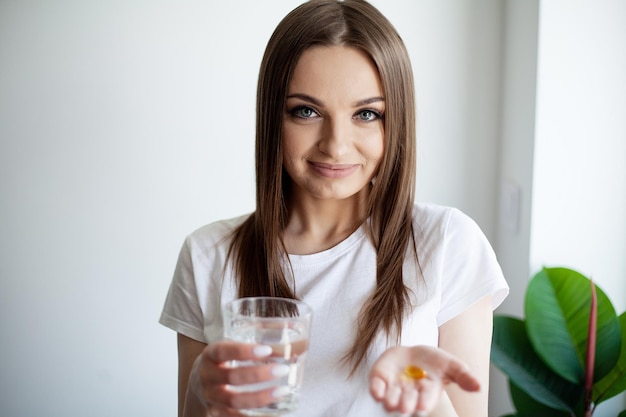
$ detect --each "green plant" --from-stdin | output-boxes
[491,267,626,417]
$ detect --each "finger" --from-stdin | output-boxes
[398,385,418,414]
[369,376,387,400]
[444,360,481,392]
[414,379,443,413]
[383,383,402,411]
[416,346,480,391]
[199,342,274,385]
[205,341,273,363]
[224,384,292,411]
[227,362,292,386]
[201,359,291,388]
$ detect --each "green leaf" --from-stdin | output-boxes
[525,268,582,382]
[525,267,621,383]
[593,312,626,404]
[618,410,626,417]
[509,380,571,417]
[491,315,583,411]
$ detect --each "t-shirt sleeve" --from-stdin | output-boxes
[159,237,208,343]
[437,208,509,325]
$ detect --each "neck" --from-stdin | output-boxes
[282,188,369,255]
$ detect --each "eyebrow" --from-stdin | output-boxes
[286,93,385,107]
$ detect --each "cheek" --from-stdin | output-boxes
[373,141,385,161]
[364,131,385,164]
[281,135,297,166]
[281,131,301,175]
[282,125,316,160]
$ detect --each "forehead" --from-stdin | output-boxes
[287,45,383,99]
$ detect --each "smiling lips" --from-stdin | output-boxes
[309,161,359,178]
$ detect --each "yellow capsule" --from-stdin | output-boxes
[403,365,428,380]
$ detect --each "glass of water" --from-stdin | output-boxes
[222,297,312,416]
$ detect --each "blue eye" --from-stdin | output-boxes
[355,109,381,121]
[290,106,319,119]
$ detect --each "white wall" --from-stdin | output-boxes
[409,0,504,234]
[489,2,539,412]
[491,0,626,416]
[531,0,626,314]
[530,1,626,415]
[0,1,504,416]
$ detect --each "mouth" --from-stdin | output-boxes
[308,161,359,179]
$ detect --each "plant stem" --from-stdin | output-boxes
[584,279,598,415]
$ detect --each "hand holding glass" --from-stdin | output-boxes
[222,297,312,416]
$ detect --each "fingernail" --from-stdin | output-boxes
[272,386,291,398]
[272,364,291,377]
[253,345,272,357]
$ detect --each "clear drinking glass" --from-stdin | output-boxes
[222,297,312,416]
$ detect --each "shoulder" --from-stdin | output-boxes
[411,202,480,243]
[412,202,476,227]
[410,203,509,320]
[184,213,251,252]
[412,202,451,226]
[408,202,502,286]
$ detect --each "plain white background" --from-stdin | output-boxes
[0,1,624,416]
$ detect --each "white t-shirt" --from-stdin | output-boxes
[159,203,509,416]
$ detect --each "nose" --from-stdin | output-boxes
[317,116,350,158]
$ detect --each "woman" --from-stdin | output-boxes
[160,1,508,416]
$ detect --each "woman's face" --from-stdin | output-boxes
[282,45,385,203]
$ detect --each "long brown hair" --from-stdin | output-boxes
[227,0,417,374]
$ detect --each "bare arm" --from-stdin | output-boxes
[438,295,494,417]
[177,334,208,417]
